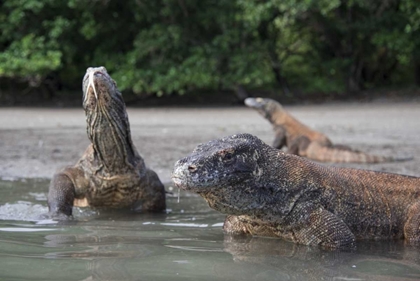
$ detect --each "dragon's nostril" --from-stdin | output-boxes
[188,165,197,173]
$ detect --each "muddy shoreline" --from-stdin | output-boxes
[0,102,419,184]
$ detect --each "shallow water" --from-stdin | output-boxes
[1,180,420,281]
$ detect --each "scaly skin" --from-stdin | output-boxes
[47,66,166,218]
[172,133,420,248]
[245,97,402,163]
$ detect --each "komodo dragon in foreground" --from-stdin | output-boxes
[172,133,420,248]
[46,66,166,219]
[245,97,403,163]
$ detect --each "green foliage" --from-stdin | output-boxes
[0,35,61,76]
[0,0,419,96]
[0,1,62,79]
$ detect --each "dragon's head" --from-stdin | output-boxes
[172,133,277,217]
[244,97,284,121]
[82,66,121,111]
[81,67,130,143]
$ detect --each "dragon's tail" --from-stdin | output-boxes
[305,143,412,163]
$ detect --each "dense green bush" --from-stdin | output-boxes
[0,0,419,97]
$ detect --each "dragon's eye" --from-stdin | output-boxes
[224,153,233,160]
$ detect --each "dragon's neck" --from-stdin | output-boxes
[267,105,287,125]
[87,107,136,174]
[261,151,318,194]
[270,108,314,137]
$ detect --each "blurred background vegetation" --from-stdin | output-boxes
[0,0,419,104]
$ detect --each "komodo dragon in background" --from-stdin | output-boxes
[244,97,405,163]
[172,133,420,248]
[46,66,166,219]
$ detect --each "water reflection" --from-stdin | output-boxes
[44,231,162,281]
[223,235,420,281]
[38,219,225,281]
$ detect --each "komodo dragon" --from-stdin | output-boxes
[245,97,402,163]
[172,133,420,248]
[46,66,166,219]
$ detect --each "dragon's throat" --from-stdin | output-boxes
[91,118,134,172]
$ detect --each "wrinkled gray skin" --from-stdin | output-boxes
[172,133,420,248]
[47,67,166,219]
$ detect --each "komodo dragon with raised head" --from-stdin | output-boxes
[46,66,166,219]
[245,97,403,163]
[172,133,420,248]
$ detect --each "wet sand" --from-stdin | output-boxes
[0,102,419,183]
